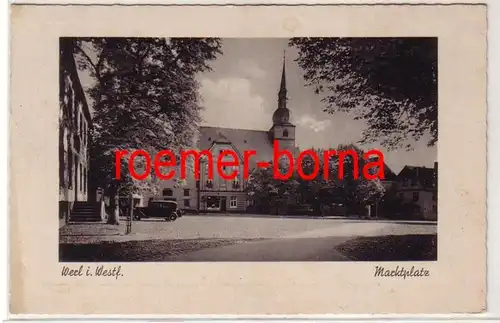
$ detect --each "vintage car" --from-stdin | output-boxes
[134,200,181,221]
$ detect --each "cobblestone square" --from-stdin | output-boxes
[60,215,437,261]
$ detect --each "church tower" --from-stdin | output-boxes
[269,53,296,152]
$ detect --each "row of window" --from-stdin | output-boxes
[164,196,256,210]
[162,188,190,197]
[398,192,420,202]
[172,196,240,209]
[205,196,238,209]
[401,179,418,187]
[401,178,437,188]
[80,116,88,147]
[205,180,241,189]
[229,196,238,208]
[204,165,240,187]
[398,191,437,203]
[162,187,242,198]
[203,165,241,181]
[169,188,435,205]
[66,83,89,148]
[67,150,87,194]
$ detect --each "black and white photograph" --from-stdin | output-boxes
[11,3,488,315]
[58,37,438,262]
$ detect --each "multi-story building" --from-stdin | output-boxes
[394,162,438,220]
[143,56,297,213]
[59,39,93,221]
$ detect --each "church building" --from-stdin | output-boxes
[145,56,297,213]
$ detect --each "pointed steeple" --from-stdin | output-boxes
[278,51,287,108]
[270,50,295,147]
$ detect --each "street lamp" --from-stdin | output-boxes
[125,193,134,234]
[196,179,201,213]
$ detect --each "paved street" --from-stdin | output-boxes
[60,214,437,261]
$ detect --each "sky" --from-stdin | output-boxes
[78,38,437,174]
[196,38,436,174]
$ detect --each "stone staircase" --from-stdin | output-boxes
[69,201,102,222]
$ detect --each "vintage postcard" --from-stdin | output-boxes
[10,3,486,315]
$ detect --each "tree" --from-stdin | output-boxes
[59,39,79,193]
[245,163,299,213]
[289,38,437,150]
[66,37,222,223]
[356,179,385,204]
[245,145,386,216]
[378,184,404,220]
[246,151,333,212]
[329,144,386,216]
[295,148,335,206]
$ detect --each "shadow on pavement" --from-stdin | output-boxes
[184,213,437,225]
[336,234,437,261]
[59,234,437,262]
[59,238,266,262]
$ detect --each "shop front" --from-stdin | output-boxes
[200,192,246,213]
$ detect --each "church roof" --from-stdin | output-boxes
[197,126,275,171]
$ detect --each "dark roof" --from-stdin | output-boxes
[197,126,275,171]
[381,164,397,180]
[397,165,436,189]
[366,155,396,180]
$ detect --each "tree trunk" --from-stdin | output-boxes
[107,186,120,225]
[344,198,349,217]
[126,194,133,234]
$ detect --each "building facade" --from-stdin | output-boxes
[143,56,297,212]
[59,39,93,221]
[394,162,438,220]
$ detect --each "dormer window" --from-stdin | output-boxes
[206,178,213,188]
[283,129,289,138]
[232,179,240,189]
[233,166,239,182]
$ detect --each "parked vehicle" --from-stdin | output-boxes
[288,204,315,216]
[180,208,199,215]
[134,200,180,221]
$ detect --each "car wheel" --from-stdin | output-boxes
[169,213,178,221]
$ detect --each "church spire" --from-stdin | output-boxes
[272,50,292,126]
[278,51,287,107]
